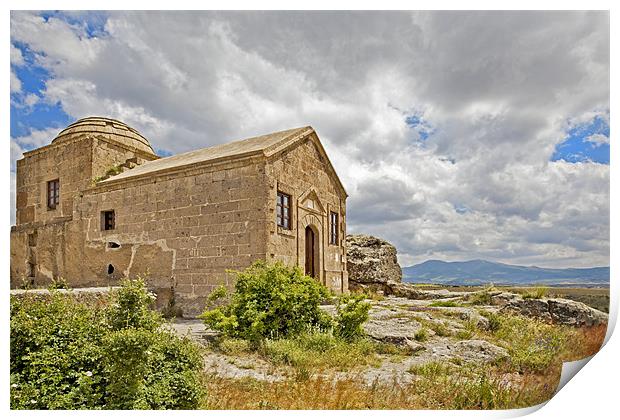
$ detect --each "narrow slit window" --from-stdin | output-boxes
[277,191,291,229]
[47,179,60,209]
[102,210,115,231]
[330,211,339,245]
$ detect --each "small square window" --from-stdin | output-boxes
[277,191,291,229]
[47,179,60,210]
[102,210,115,231]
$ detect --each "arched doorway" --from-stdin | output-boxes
[305,226,316,278]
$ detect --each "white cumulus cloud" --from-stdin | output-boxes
[9,10,610,268]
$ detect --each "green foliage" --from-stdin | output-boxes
[414,328,429,342]
[106,277,163,331]
[429,321,451,337]
[456,330,474,340]
[408,361,452,378]
[480,310,502,332]
[488,314,568,373]
[214,337,253,355]
[10,278,202,409]
[103,329,202,409]
[103,329,155,409]
[10,294,108,409]
[200,261,331,340]
[469,290,492,305]
[105,164,123,177]
[19,275,33,290]
[260,332,378,373]
[48,277,70,290]
[334,294,371,341]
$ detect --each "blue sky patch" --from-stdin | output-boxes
[39,11,109,38]
[11,42,71,139]
[405,114,435,142]
[551,115,610,164]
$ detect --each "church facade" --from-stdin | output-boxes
[10,117,348,316]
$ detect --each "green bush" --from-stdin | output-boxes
[106,276,163,331]
[10,294,108,409]
[48,277,70,290]
[10,278,202,409]
[334,294,371,340]
[200,261,332,340]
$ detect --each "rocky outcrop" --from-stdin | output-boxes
[497,293,608,327]
[450,340,510,364]
[346,234,402,292]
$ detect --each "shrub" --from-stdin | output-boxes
[10,294,108,409]
[48,277,70,290]
[334,294,371,341]
[10,278,202,409]
[105,276,162,331]
[200,261,331,340]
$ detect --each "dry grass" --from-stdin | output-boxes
[199,303,607,409]
[561,323,607,361]
[199,367,558,410]
[519,286,549,299]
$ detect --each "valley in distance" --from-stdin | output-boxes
[403,259,610,313]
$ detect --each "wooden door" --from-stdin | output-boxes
[305,226,315,278]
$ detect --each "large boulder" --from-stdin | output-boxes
[346,234,402,292]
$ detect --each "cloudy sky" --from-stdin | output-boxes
[10,11,610,268]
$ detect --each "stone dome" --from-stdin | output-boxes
[52,116,156,155]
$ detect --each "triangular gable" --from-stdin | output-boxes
[298,187,326,214]
[264,128,348,198]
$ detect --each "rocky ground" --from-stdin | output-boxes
[169,286,607,386]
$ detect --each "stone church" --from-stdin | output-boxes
[10,117,348,315]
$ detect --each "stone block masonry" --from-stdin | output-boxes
[11,118,348,317]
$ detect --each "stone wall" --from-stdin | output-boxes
[11,127,349,317]
[16,137,93,225]
[75,156,270,316]
[15,135,157,228]
[266,135,348,292]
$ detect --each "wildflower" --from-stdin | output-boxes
[85,371,93,377]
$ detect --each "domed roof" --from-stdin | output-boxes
[52,117,156,155]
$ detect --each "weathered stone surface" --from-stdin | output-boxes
[346,234,402,291]
[10,287,117,306]
[499,294,608,327]
[383,280,470,300]
[450,340,510,364]
[10,118,349,317]
[363,316,425,346]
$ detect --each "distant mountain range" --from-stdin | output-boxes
[402,259,609,286]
